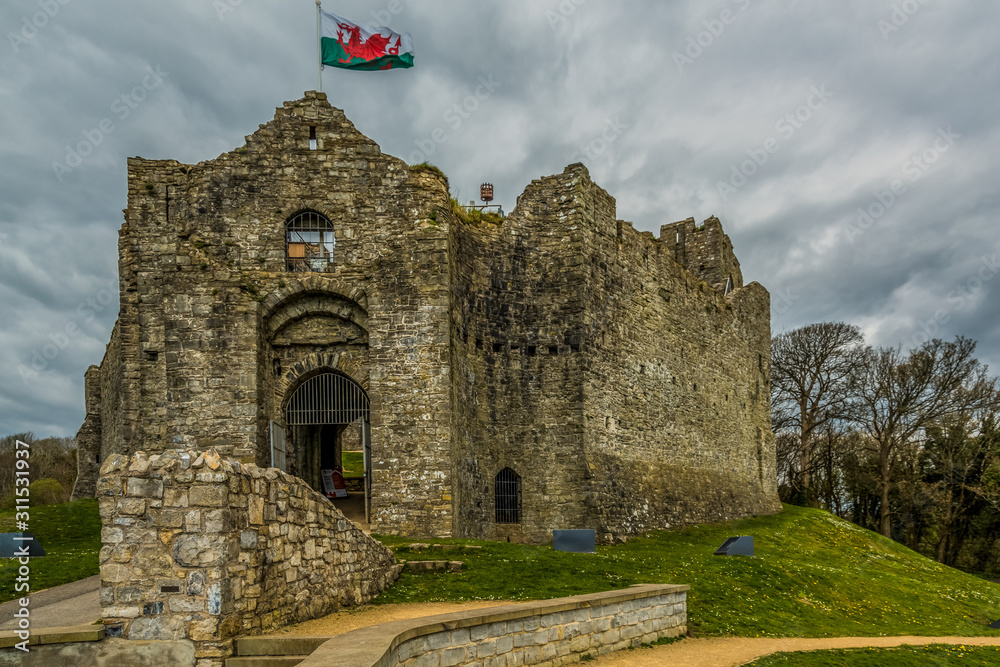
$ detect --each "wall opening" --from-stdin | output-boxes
[286,210,335,273]
[495,468,522,524]
[284,370,372,522]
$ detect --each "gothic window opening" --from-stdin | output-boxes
[724,276,734,296]
[286,211,335,273]
[495,468,521,524]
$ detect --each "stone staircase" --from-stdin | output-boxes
[225,636,330,666]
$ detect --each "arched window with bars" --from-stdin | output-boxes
[286,210,335,273]
[495,468,522,524]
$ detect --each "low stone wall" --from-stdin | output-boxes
[294,584,688,667]
[98,449,400,666]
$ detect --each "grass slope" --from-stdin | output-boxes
[342,451,365,478]
[1,500,997,642]
[0,499,101,603]
[376,505,1000,638]
[747,645,1000,666]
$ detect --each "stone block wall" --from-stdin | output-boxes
[97,448,400,666]
[660,216,743,292]
[580,178,779,540]
[450,173,591,543]
[76,91,780,546]
[451,163,780,543]
[77,92,457,538]
[299,584,688,667]
[71,365,102,500]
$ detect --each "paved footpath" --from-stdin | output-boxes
[590,636,1000,667]
[0,574,101,631]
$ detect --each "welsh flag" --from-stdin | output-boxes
[320,10,414,71]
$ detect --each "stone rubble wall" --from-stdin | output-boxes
[299,584,689,667]
[580,176,781,540]
[451,163,781,543]
[98,448,400,666]
[660,216,744,293]
[450,170,591,544]
[76,92,457,539]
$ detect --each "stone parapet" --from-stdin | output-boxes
[97,448,400,666]
[295,584,688,667]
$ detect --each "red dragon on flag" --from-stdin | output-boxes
[320,10,414,71]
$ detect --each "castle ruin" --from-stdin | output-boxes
[75,91,781,544]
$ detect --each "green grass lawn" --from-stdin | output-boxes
[0,499,101,603]
[375,505,1000,638]
[2,499,998,645]
[342,451,364,478]
[746,645,1000,666]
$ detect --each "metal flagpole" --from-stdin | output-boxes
[316,0,323,92]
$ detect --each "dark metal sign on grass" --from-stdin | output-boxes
[0,532,46,558]
[714,535,754,556]
[553,529,596,553]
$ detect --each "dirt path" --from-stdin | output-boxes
[277,601,1000,666]
[593,636,1000,667]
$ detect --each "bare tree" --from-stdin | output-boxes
[771,322,865,504]
[850,337,995,538]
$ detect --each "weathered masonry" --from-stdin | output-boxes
[74,91,781,543]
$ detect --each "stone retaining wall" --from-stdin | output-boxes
[295,584,688,667]
[98,449,400,666]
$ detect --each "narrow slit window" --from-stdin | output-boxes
[309,126,317,150]
[495,468,521,524]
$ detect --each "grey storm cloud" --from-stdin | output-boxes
[1,0,998,437]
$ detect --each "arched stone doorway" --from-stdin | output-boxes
[281,370,372,522]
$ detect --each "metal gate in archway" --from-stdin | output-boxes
[280,371,372,522]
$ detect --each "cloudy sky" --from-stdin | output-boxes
[2,0,997,438]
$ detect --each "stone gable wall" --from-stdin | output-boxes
[97,448,400,665]
[81,92,457,537]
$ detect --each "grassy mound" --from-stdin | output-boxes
[0,499,101,603]
[376,505,1000,638]
[2,500,997,641]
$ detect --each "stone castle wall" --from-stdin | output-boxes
[84,93,456,537]
[97,448,400,665]
[450,174,591,543]
[661,216,743,292]
[76,91,780,544]
[72,322,125,500]
[450,165,779,542]
[579,186,779,538]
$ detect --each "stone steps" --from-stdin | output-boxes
[226,636,331,667]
